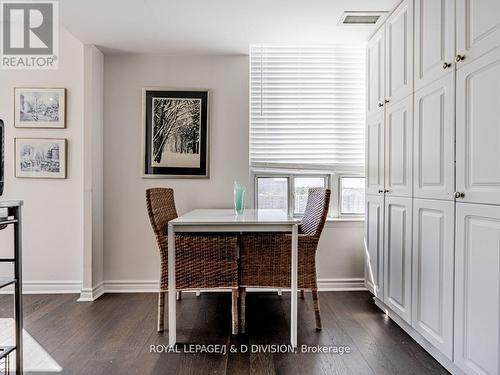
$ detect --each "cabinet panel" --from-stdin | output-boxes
[367,26,386,118]
[414,73,455,200]
[366,112,385,195]
[385,95,413,197]
[384,196,412,323]
[456,47,500,205]
[414,0,455,90]
[455,203,500,375]
[412,199,454,359]
[365,194,384,296]
[457,0,500,67]
[385,0,414,104]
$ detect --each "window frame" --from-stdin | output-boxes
[338,175,366,217]
[291,175,330,216]
[253,174,291,215]
[252,169,365,219]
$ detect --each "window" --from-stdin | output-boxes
[256,177,288,211]
[250,44,366,170]
[340,177,365,215]
[294,177,327,214]
[255,174,329,217]
[250,45,366,218]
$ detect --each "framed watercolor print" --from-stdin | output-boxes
[14,88,66,128]
[142,88,209,178]
[15,138,67,179]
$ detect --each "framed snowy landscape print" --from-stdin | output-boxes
[142,88,209,178]
[15,138,67,179]
[14,88,66,128]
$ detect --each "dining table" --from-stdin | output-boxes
[167,208,300,347]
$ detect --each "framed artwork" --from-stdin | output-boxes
[142,88,210,178]
[15,138,67,179]
[14,88,66,128]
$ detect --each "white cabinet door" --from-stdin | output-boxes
[412,199,454,360]
[384,196,412,323]
[456,47,500,205]
[385,95,413,198]
[365,194,385,297]
[414,73,455,200]
[385,0,414,104]
[414,0,456,91]
[366,112,385,195]
[456,0,500,67]
[455,203,500,375]
[367,26,386,118]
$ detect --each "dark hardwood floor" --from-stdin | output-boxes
[0,291,449,375]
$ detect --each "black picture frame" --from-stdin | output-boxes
[142,89,210,178]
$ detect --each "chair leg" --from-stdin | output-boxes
[231,288,239,335]
[239,287,246,334]
[176,291,181,301]
[312,289,322,331]
[157,291,165,332]
[300,290,305,299]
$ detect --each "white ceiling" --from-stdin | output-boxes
[61,0,399,55]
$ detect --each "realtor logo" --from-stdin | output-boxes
[1,0,59,69]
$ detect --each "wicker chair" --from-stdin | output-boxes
[238,187,331,332]
[145,188,239,334]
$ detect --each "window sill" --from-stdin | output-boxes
[327,216,365,222]
[324,216,364,228]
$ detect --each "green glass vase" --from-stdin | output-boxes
[233,181,246,215]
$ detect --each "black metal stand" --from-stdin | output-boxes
[0,200,23,375]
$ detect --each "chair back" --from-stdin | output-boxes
[299,188,331,237]
[145,188,178,237]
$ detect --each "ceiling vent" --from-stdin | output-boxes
[338,11,388,25]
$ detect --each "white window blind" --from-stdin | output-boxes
[250,45,366,170]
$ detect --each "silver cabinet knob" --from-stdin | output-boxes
[384,189,390,193]
[455,54,465,62]
[378,189,384,194]
[454,192,465,199]
[384,99,390,104]
[378,102,384,108]
[443,62,452,69]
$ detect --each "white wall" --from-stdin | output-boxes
[81,45,105,300]
[0,49,365,293]
[316,221,364,288]
[0,27,85,290]
[103,54,365,289]
[103,54,250,282]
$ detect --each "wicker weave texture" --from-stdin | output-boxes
[146,188,238,291]
[239,188,331,289]
[240,234,319,288]
[299,187,331,236]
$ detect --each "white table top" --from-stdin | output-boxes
[170,208,297,226]
[166,207,300,347]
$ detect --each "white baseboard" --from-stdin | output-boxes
[103,280,159,293]
[77,281,105,302]
[317,278,366,291]
[0,278,365,299]
[0,281,82,295]
[89,278,366,296]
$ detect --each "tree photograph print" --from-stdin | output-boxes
[151,97,201,168]
[143,89,209,178]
